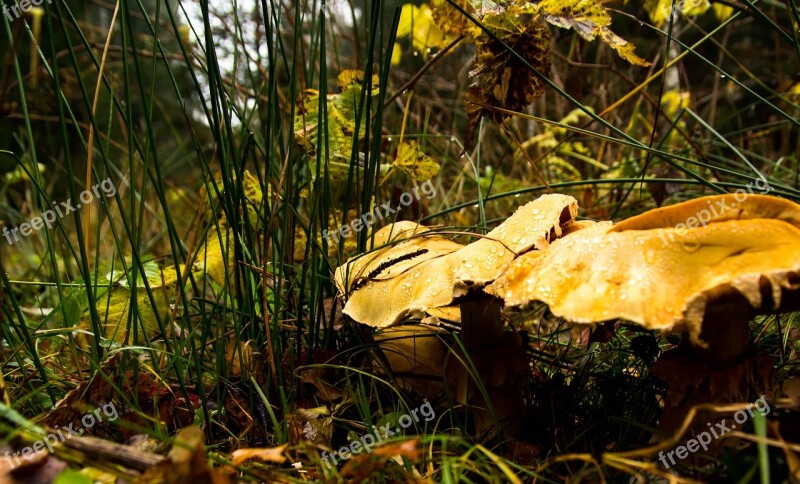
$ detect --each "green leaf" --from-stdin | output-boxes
[393,141,441,181]
[53,470,94,484]
[293,70,379,160]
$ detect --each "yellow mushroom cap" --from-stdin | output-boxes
[333,223,462,295]
[486,194,800,344]
[610,193,800,232]
[338,193,578,327]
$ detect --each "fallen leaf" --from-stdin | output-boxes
[230,444,288,466]
[339,440,420,481]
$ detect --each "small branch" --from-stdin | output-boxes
[60,434,165,472]
[384,34,466,108]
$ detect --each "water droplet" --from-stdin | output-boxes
[682,241,701,253]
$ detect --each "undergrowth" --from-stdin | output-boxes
[0,0,799,482]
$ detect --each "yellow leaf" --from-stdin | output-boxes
[393,141,440,181]
[397,4,418,37]
[597,27,651,67]
[391,42,403,65]
[397,3,452,55]
[538,0,650,66]
[430,0,475,37]
[644,0,711,27]
[337,69,378,90]
[294,70,380,160]
[661,89,691,117]
[230,444,288,465]
[713,3,734,21]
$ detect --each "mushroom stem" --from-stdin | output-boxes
[652,297,773,440]
[687,294,753,368]
[447,295,527,439]
[460,298,505,349]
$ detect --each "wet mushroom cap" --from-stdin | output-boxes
[334,223,463,295]
[610,193,800,232]
[485,194,800,345]
[338,194,578,328]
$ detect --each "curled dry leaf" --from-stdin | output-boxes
[486,194,800,345]
[466,11,551,148]
[339,440,420,481]
[287,407,333,447]
[537,0,650,67]
[0,447,53,483]
[449,0,649,147]
[430,0,475,36]
[338,194,578,327]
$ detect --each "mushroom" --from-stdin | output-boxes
[335,194,579,436]
[335,193,578,327]
[486,193,800,434]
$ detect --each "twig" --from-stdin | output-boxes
[61,434,165,472]
[384,34,466,108]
